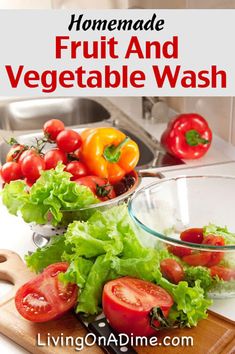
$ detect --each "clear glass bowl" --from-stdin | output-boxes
[129,175,235,298]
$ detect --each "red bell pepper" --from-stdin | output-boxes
[161,113,212,159]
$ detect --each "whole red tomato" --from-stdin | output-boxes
[6,144,26,162]
[43,119,65,141]
[21,155,45,182]
[102,277,173,337]
[1,162,22,183]
[160,259,184,284]
[18,149,36,164]
[180,228,204,244]
[56,130,82,153]
[65,161,89,180]
[75,175,116,201]
[44,149,67,170]
[15,262,78,322]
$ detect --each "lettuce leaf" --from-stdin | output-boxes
[1,180,29,215]
[153,269,212,327]
[184,266,215,293]
[203,223,235,245]
[76,255,115,314]
[25,204,212,326]
[59,257,94,288]
[25,235,71,273]
[65,218,123,259]
[2,163,98,226]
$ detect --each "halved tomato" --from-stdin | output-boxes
[210,266,235,281]
[102,276,173,337]
[15,262,78,322]
[202,235,225,267]
[182,252,212,266]
[167,244,192,258]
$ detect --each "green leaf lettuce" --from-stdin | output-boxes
[25,204,212,326]
[2,163,98,226]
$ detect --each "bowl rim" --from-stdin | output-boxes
[128,175,235,251]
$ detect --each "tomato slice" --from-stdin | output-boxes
[15,262,78,322]
[203,235,225,246]
[202,235,225,267]
[210,266,235,281]
[180,228,204,244]
[160,259,184,284]
[167,244,192,258]
[102,277,173,337]
[182,252,212,266]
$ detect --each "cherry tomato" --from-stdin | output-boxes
[203,235,225,247]
[210,266,235,281]
[182,252,212,266]
[1,162,22,183]
[75,175,116,201]
[56,130,82,153]
[160,259,184,284]
[167,245,192,258]
[202,235,225,267]
[44,149,67,170]
[65,161,89,180]
[43,119,65,141]
[15,262,78,322]
[180,228,204,244]
[102,277,173,337]
[21,155,45,182]
[18,149,36,164]
[25,178,34,188]
[6,144,26,162]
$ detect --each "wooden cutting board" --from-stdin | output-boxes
[0,249,234,354]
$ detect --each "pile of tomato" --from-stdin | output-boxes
[168,228,235,281]
[0,119,138,201]
[1,119,83,184]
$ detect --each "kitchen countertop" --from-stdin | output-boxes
[1,161,235,353]
[136,119,235,168]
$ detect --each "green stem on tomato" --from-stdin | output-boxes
[149,307,172,331]
[6,137,20,146]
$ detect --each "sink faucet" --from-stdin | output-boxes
[142,97,169,122]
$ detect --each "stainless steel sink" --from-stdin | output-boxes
[0,97,184,169]
[0,98,110,130]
